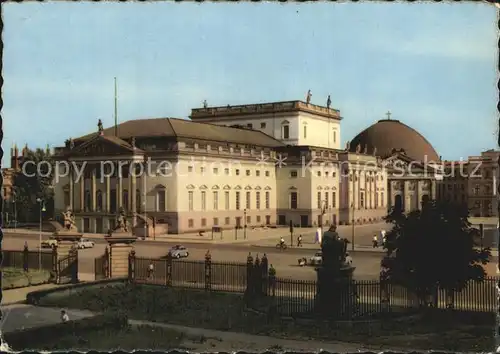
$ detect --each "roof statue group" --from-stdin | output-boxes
[305,90,332,109]
[62,206,129,236]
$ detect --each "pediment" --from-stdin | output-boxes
[324,186,330,190]
[199,185,208,190]
[155,184,166,189]
[254,186,261,190]
[245,185,252,190]
[69,135,140,157]
[317,186,323,190]
[223,185,231,190]
[234,185,242,190]
[186,184,196,190]
[264,186,272,190]
[212,185,220,190]
[289,186,297,190]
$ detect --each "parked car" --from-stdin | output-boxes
[77,238,95,249]
[41,237,58,249]
[345,252,353,266]
[309,251,322,266]
[168,245,189,259]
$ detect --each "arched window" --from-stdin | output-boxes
[85,190,91,211]
[96,190,103,212]
[281,120,290,140]
[394,194,403,212]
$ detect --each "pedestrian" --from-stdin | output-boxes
[372,234,378,248]
[61,310,69,323]
[147,261,154,279]
[297,234,303,247]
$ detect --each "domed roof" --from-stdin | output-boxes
[349,119,439,162]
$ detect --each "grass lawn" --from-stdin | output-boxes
[37,283,495,352]
[24,324,189,351]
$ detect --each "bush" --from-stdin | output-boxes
[2,268,51,290]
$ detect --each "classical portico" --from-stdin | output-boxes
[55,133,145,233]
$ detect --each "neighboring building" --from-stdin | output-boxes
[347,117,442,213]
[466,150,499,217]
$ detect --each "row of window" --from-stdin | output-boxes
[186,166,271,177]
[290,170,338,178]
[349,174,384,182]
[188,215,272,228]
[187,191,271,211]
[348,191,385,209]
[65,189,167,213]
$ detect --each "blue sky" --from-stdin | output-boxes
[2,2,498,165]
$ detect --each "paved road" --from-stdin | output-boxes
[3,233,384,280]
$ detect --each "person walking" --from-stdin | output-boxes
[61,310,69,323]
[147,261,154,280]
[297,234,303,247]
[372,234,379,248]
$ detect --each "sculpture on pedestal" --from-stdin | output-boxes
[316,224,356,318]
[108,208,129,236]
[62,208,78,232]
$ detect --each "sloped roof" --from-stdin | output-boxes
[76,118,284,147]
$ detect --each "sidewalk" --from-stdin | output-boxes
[2,284,61,306]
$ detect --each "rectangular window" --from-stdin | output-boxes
[375,191,379,207]
[317,192,321,209]
[325,192,329,209]
[246,215,251,224]
[246,191,251,209]
[303,125,307,138]
[236,169,240,176]
[188,219,194,228]
[265,191,270,209]
[317,171,321,177]
[188,191,194,211]
[290,170,298,178]
[213,217,219,226]
[290,192,298,209]
[332,192,336,208]
[247,123,253,128]
[201,191,206,211]
[225,217,230,225]
[236,191,241,210]
[213,168,219,175]
[265,171,270,177]
[246,170,251,176]
[256,191,261,210]
[213,191,218,210]
[283,125,290,139]
[256,215,261,223]
[201,218,206,227]
[256,170,260,177]
[157,190,166,211]
[225,191,230,210]
[188,166,193,173]
[224,168,230,175]
[260,122,266,128]
[200,167,205,174]
[325,171,329,177]
[360,192,365,208]
[333,130,337,143]
[381,192,384,207]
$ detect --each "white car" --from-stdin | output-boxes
[309,252,323,266]
[41,237,58,249]
[77,238,95,249]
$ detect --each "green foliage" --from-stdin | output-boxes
[13,147,55,222]
[383,199,490,298]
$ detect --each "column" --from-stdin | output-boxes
[131,167,137,227]
[430,180,437,200]
[106,174,111,213]
[91,165,97,212]
[116,162,123,209]
[69,165,74,210]
[79,164,85,211]
[416,180,420,210]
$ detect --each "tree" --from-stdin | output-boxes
[13,147,55,222]
[383,199,490,306]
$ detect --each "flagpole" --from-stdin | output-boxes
[114,77,118,136]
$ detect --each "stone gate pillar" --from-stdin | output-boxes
[53,230,83,283]
[105,234,137,278]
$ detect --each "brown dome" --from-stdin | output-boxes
[349,119,439,162]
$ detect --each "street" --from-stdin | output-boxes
[3,232,385,280]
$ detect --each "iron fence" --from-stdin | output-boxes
[2,249,53,272]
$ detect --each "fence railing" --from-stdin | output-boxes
[128,252,498,316]
[2,248,54,272]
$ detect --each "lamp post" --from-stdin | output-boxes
[320,200,327,244]
[13,198,17,232]
[36,198,46,270]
